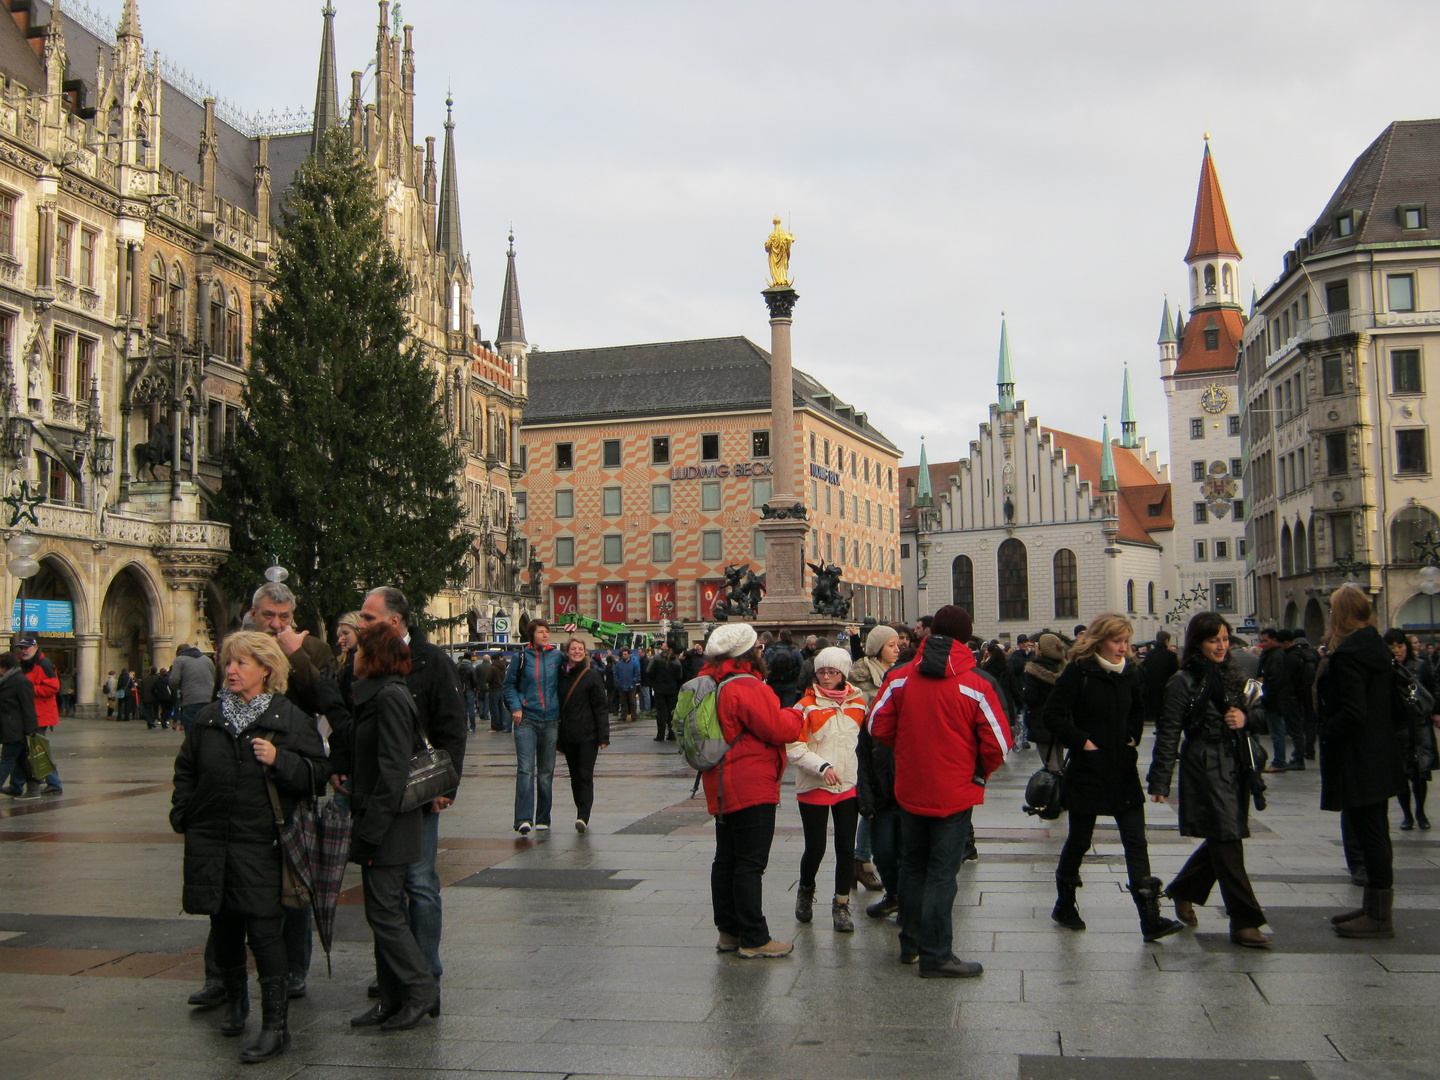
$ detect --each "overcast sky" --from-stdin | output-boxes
[110,0,1440,467]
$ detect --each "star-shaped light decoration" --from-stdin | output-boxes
[1188,583,1210,607]
[1334,553,1365,581]
[1412,530,1440,567]
[3,480,44,528]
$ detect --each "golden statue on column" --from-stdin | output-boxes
[765,217,794,288]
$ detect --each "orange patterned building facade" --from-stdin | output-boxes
[518,337,902,630]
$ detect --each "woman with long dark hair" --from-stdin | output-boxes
[1042,613,1181,942]
[1382,628,1435,830]
[557,638,608,832]
[1319,585,1406,938]
[1146,612,1270,947]
[346,623,441,1030]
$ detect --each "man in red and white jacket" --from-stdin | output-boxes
[869,605,1009,978]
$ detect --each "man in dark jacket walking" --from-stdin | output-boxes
[1260,629,1303,771]
[1141,631,1179,724]
[647,645,682,742]
[487,653,509,732]
[0,652,37,800]
[360,587,466,984]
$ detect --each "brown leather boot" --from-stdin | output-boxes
[1335,888,1395,939]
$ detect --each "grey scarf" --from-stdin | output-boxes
[219,688,273,736]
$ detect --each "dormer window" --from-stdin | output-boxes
[1204,327,1219,351]
[1336,213,1354,238]
[1399,205,1427,231]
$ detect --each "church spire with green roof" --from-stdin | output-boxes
[996,315,1015,413]
[1120,364,1139,448]
[915,437,933,507]
[1100,418,1118,492]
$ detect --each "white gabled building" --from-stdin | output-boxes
[900,321,1176,640]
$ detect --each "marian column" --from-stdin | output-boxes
[755,218,813,622]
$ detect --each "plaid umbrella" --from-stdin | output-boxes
[309,798,353,975]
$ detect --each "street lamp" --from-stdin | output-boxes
[1419,565,1440,646]
[7,530,39,638]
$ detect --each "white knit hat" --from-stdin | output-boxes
[813,646,853,677]
[705,622,758,659]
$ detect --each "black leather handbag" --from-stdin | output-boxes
[399,731,459,813]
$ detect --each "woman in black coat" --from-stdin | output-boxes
[1383,629,1436,830]
[1023,633,1067,770]
[0,652,37,792]
[648,645,683,742]
[170,632,326,1064]
[1042,614,1180,942]
[1319,586,1406,938]
[558,639,609,831]
[347,624,440,1031]
[1147,612,1270,947]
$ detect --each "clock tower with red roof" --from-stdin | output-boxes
[1163,138,1249,622]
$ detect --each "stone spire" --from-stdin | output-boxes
[311,3,340,157]
[1120,364,1138,448]
[117,0,142,39]
[915,437,932,507]
[496,232,526,351]
[1100,419,1118,492]
[996,315,1015,413]
[436,95,464,273]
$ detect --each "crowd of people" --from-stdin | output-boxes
[0,565,1426,1060]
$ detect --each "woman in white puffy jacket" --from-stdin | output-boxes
[787,647,867,933]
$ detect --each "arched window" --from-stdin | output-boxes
[1126,579,1136,613]
[1147,581,1155,614]
[450,280,461,333]
[147,255,165,327]
[168,263,185,335]
[1222,264,1233,296]
[225,291,242,361]
[951,555,974,611]
[1294,519,1308,574]
[1053,548,1077,619]
[1280,522,1294,577]
[1204,264,1217,295]
[1392,505,1440,564]
[997,538,1029,621]
[210,283,225,354]
[1190,266,1198,301]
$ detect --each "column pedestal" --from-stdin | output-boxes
[75,632,100,709]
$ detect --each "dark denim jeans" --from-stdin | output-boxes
[711,802,777,948]
[488,689,509,732]
[0,740,29,790]
[1270,700,1305,768]
[869,806,903,895]
[404,810,443,978]
[514,720,559,828]
[898,807,971,969]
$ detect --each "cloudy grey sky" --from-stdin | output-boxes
[110,0,1439,466]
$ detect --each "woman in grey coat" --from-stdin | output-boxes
[1146,611,1270,948]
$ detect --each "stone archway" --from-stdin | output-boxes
[1304,598,1326,644]
[1282,601,1299,629]
[22,555,85,708]
[101,565,160,678]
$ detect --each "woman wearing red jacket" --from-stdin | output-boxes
[701,623,804,960]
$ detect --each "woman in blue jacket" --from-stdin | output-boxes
[503,621,564,835]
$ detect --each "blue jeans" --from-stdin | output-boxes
[403,810,443,979]
[488,689,509,732]
[514,720,559,828]
[179,702,206,728]
[639,687,652,712]
[463,689,477,730]
[855,815,873,863]
[870,807,903,895]
[898,807,971,970]
[1269,701,1304,768]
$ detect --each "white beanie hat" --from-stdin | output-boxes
[705,622,758,659]
[813,646,853,677]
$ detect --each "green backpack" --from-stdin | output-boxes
[674,673,756,800]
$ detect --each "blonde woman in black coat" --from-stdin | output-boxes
[1146,612,1270,948]
[346,623,440,1031]
[1042,613,1181,942]
[170,632,327,1064]
[558,639,609,832]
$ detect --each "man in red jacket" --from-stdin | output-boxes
[870,605,1009,978]
[12,638,61,794]
[700,622,804,960]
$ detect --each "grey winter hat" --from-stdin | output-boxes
[864,624,898,658]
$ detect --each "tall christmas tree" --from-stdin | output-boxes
[217,128,470,632]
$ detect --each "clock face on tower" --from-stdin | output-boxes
[1200,383,1230,415]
